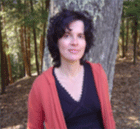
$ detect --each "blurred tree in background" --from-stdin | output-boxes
[0,0,50,94]
[0,0,140,95]
[119,0,140,64]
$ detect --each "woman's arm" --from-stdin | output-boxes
[99,64,116,129]
[27,80,45,129]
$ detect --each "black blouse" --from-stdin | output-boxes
[53,62,104,129]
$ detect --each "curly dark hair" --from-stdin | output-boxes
[47,9,94,67]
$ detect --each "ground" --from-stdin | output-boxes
[111,53,140,129]
[1,48,140,129]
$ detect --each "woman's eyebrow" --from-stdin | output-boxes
[64,32,70,34]
[78,33,85,35]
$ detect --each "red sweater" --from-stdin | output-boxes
[27,62,116,129]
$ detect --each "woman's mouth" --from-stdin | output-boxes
[69,49,79,54]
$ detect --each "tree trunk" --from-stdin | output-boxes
[138,30,140,49]
[118,38,122,57]
[0,16,9,94]
[133,16,138,65]
[5,44,13,84]
[24,26,31,76]
[126,18,129,52]
[27,27,31,76]
[40,0,50,72]
[26,0,31,76]
[1,2,13,84]
[40,35,44,71]
[30,0,40,75]
[1,46,9,94]
[20,26,30,77]
[43,0,123,97]
[121,11,125,58]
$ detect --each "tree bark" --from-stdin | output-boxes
[40,35,44,71]
[133,16,138,65]
[40,0,50,72]
[20,26,30,77]
[27,27,31,76]
[1,45,9,94]
[0,16,9,94]
[43,0,123,97]
[30,0,40,75]
[126,18,129,52]
[121,11,125,58]
[138,30,140,49]
[0,7,9,93]
[1,2,13,84]
[23,26,31,76]
[26,0,31,76]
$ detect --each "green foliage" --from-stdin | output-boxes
[118,0,140,57]
[123,0,140,18]
[123,0,140,30]
[120,0,140,37]
[1,0,49,28]
[1,0,49,81]
[122,0,140,29]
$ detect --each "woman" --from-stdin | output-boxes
[27,9,116,129]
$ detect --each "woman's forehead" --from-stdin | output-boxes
[65,20,84,32]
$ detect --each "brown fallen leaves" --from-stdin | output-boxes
[111,54,140,129]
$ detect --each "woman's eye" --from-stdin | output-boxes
[79,35,85,39]
[64,34,69,38]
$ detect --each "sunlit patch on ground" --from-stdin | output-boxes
[2,124,27,129]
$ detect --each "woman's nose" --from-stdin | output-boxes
[71,37,78,45]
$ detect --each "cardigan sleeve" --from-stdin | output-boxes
[27,78,45,129]
[99,64,116,129]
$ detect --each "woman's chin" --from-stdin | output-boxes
[63,58,81,63]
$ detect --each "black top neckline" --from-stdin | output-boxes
[53,62,104,129]
[53,64,86,105]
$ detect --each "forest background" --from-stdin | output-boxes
[0,0,140,129]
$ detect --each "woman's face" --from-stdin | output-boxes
[58,20,86,63]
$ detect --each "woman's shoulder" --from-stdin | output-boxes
[85,61,106,76]
[31,67,54,89]
[86,61,103,69]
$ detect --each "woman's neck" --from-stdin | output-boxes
[58,59,83,79]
